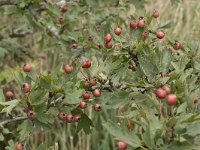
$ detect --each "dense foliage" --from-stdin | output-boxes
[0,0,200,150]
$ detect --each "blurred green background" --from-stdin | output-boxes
[1,0,200,149]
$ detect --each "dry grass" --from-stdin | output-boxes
[145,0,200,41]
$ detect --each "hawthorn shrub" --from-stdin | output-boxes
[0,0,200,150]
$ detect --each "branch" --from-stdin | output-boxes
[27,3,60,40]
[50,95,65,105]
[0,0,13,6]
[0,116,27,126]
[9,31,30,38]
[36,4,46,13]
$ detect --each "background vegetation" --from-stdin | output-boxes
[0,0,200,150]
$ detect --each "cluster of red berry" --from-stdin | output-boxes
[155,85,198,106]
[57,60,102,125]
[155,85,177,105]
[10,8,188,150]
[58,112,80,123]
[58,3,68,25]
[81,60,102,111]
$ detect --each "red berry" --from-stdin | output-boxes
[142,32,148,41]
[97,43,103,48]
[60,5,68,13]
[173,42,181,50]
[153,11,160,18]
[116,141,127,150]
[82,92,90,99]
[15,143,24,150]
[104,34,112,43]
[130,20,137,29]
[92,89,101,97]
[22,83,31,93]
[156,31,165,39]
[86,61,91,68]
[89,79,96,86]
[27,110,36,120]
[5,91,14,99]
[71,43,78,49]
[114,27,122,36]
[79,101,87,109]
[167,94,177,106]
[63,64,73,74]
[82,61,88,68]
[59,16,65,24]
[194,97,198,104]
[105,41,113,49]
[66,115,73,123]
[155,88,167,99]
[58,112,66,121]
[162,85,171,94]
[74,115,81,122]
[82,60,91,68]
[23,64,32,72]
[137,19,145,28]
[88,34,93,41]
[94,104,101,111]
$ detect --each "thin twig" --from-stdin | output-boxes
[86,105,92,150]
[50,95,65,105]
[9,31,30,38]
[0,116,27,126]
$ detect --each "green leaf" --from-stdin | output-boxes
[138,56,158,81]
[27,70,38,82]
[76,114,93,134]
[64,89,83,104]
[159,48,171,72]
[36,112,54,125]
[31,88,47,105]
[25,13,44,31]
[36,143,46,150]
[3,128,10,134]
[170,0,180,5]
[0,88,5,102]
[177,102,187,114]
[106,91,131,109]
[184,121,200,137]
[0,100,20,114]
[0,47,8,58]
[103,121,141,148]
[171,56,189,73]
[158,22,173,29]
[47,107,59,116]
[39,75,53,90]
[5,140,15,150]
[168,141,192,150]
[131,0,145,9]
[141,125,155,149]
[166,118,178,128]
[193,59,200,72]
[0,134,4,141]
[17,120,34,141]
